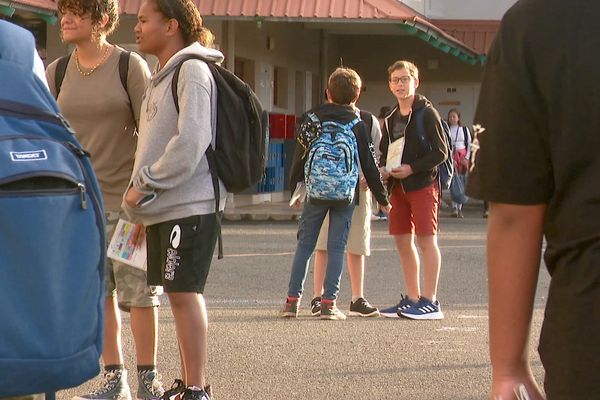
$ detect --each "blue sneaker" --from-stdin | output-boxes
[380,295,416,318]
[400,297,444,320]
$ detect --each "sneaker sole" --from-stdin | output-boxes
[348,310,380,317]
[310,310,320,316]
[279,312,298,318]
[321,315,347,320]
[380,311,400,318]
[399,311,444,320]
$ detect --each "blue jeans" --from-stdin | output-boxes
[287,201,355,300]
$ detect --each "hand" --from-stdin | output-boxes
[390,164,413,180]
[359,177,369,190]
[380,203,392,214]
[379,167,390,184]
[490,373,545,400]
[131,224,146,248]
[124,186,145,208]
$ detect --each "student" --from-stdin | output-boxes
[379,60,448,320]
[123,0,226,399]
[44,0,162,398]
[447,108,471,218]
[467,0,600,398]
[281,67,390,320]
[311,108,383,317]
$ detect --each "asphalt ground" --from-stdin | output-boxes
[62,204,550,400]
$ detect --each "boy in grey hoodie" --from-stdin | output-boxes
[123,1,224,399]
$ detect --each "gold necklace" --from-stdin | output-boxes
[75,45,111,76]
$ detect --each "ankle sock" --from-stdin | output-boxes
[137,365,157,373]
[104,364,124,372]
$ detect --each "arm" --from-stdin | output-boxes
[464,126,472,160]
[44,61,58,98]
[488,203,546,400]
[134,68,213,192]
[356,124,389,206]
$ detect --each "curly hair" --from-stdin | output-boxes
[198,26,215,48]
[150,0,204,46]
[57,0,119,36]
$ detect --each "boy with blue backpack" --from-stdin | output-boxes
[280,67,390,320]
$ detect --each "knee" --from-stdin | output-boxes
[394,235,414,253]
[415,235,439,252]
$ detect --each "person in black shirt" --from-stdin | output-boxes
[467,1,600,398]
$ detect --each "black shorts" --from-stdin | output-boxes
[146,214,219,293]
[539,241,600,398]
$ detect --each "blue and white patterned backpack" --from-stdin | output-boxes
[302,112,361,206]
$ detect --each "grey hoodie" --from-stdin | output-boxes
[122,42,227,226]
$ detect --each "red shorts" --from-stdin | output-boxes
[388,182,439,236]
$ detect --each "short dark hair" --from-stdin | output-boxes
[149,0,204,46]
[58,0,119,36]
[327,67,362,105]
[387,60,419,81]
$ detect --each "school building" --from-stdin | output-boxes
[2,0,516,202]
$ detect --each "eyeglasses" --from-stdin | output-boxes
[389,76,412,85]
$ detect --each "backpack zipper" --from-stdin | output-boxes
[0,173,88,209]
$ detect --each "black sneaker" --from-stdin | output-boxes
[161,379,185,400]
[182,387,211,400]
[349,297,379,317]
[310,297,321,316]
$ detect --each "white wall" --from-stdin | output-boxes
[400,0,425,14]
[419,82,480,127]
[422,0,519,20]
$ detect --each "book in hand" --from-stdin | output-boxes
[385,137,405,172]
[107,219,147,270]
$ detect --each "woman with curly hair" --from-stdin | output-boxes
[123,1,226,399]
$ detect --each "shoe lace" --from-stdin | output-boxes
[92,370,120,395]
[141,371,165,396]
[162,379,185,400]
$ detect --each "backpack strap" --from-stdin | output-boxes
[171,55,225,259]
[118,50,130,90]
[54,54,71,98]
[54,50,131,102]
[118,50,138,130]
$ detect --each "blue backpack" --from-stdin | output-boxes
[302,112,361,206]
[413,108,454,190]
[0,45,105,397]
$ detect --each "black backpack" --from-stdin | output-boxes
[171,55,269,258]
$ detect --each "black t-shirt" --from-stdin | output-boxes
[389,111,409,142]
[466,0,600,273]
